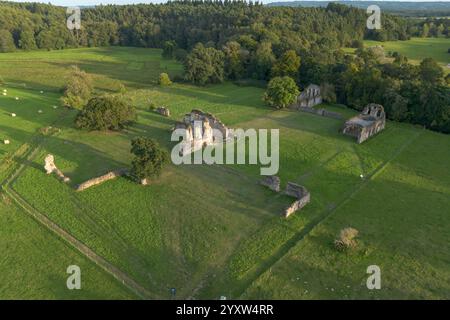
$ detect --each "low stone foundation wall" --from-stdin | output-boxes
[296,106,343,120]
[283,182,311,218]
[75,168,129,192]
[260,176,280,192]
[284,192,311,218]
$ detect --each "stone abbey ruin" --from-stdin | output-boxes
[297,84,322,108]
[260,176,311,218]
[342,103,386,144]
[174,109,232,155]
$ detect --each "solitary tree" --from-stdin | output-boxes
[61,66,93,109]
[263,76,299,109]
[130,137,169,185]
[75,95,136,131]
[162,40,177,59]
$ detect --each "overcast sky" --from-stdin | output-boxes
[4,0,450,7]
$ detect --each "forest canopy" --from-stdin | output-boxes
[0,0,413,53]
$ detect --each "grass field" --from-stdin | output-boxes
[364,37,449,66]
[0,47,449,299]
[0,47,182,92]
[344,37,450,74]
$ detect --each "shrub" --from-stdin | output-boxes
[159,73,172,86]
[117,83,127,94]
[130,137,169,183]
[75,95,136,131]
[334,227,359,251]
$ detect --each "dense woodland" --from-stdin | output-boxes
[0,1,449,133]
[0,1,411,52]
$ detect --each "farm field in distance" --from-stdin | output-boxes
[0,46,449,300]
[363,37,449,65]
[344,37,450,74]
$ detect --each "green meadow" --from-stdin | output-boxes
[364,37,449,65]
[0,47,449,299]
[343,37,450,74]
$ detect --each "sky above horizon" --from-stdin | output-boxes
[4,0,450,7]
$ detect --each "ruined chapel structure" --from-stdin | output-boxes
[174,109,232,155]
[342,103,386,144]
[296,84,322,108]
[259,176,311,218]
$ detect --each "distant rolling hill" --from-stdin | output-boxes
[266,1,450,16]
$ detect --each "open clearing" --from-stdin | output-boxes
[364,37,449,66]
[0,47,449,299]
[344,37,450,74]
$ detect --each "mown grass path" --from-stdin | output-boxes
[0,116,155,299]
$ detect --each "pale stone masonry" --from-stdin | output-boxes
[44,154,70,183]
[284,182,311,218]
[75,168,128,191]
[342,103,386,144]
[260,176,281,192]
[174,109,231,155]
[297,84,322,108]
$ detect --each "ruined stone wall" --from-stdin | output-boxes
[260,176,280,192]
[44,154,70,183]
[174,109,231,155]
[293,106,343,120]
[283,182,311,218]
[156,106,170,117]
[75,168,128,192]
[357,119,385,143]
[284,193,311,218]
[343,104,386,144]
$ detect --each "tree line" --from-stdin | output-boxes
[0,1,448,134]
[0,1,411,52]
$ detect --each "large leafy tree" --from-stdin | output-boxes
[271,50,301,78]
[263,76,299,109]
[75,95,136,131]
[0,29,15,52]
[184,43,224,85]
[18,27,37,50]
[61,66,93,109]
[130,137,169,182]
[251,41,276,80]
[419,58,444,85]
[223,41,247,80]
[162,40,177,59]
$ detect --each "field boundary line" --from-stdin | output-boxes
[3,187,155,299]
